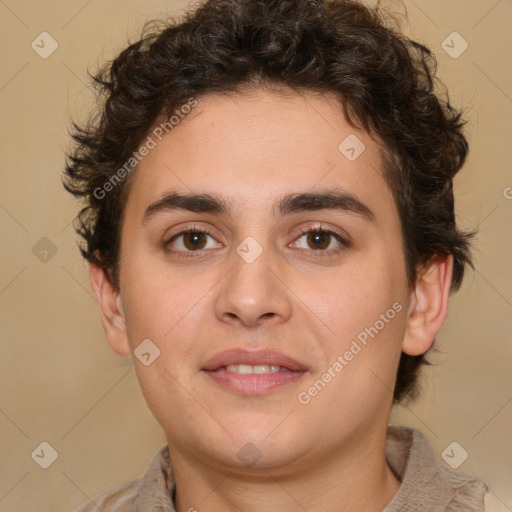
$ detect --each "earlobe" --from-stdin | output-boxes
[89,262,131,356]
[402,255,453,357]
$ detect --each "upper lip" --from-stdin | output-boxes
[202,348,308,371]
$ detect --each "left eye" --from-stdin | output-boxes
[167,230,221,252]
[290,229,346,252]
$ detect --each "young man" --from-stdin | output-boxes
[64,0,488,510]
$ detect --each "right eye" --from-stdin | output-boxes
[165,228,222,255]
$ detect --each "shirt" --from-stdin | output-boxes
[74,426,488,511]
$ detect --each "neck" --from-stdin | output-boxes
[169,427,401,512]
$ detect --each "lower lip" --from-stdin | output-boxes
[203,368,307,395]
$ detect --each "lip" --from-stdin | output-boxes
[201,348,308,372]
[201,348,308,396]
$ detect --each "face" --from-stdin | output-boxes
[108,87,414,472]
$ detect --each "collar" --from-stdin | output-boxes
[133,426,487,512]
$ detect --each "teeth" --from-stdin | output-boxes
[226,364,281,374]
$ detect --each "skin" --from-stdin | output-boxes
[90,85,453,512]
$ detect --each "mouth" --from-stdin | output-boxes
[201,348,308,396]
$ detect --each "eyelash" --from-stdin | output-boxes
[164,224,350,258]
[294,226,349,256]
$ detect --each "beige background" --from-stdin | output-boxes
[0,0,511,511]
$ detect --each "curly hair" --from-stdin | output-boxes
[63,0,474,402]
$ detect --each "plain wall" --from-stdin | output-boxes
[0,1,510,510]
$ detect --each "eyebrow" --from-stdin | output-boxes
[143,190,376,223]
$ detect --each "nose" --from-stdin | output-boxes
[214,243,292,329]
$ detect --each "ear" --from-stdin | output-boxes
[402,254,453,356]
[89,262,131,356]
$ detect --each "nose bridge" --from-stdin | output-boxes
[214,235,292,327]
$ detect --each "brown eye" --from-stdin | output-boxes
[290,227,348,254]
[166,230,221,254]
[306,230,331,250]
[182,232,207,250]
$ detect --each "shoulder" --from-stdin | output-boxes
[72,444,174,512]
[73,477,141,512]
[438,463,489,512]
[385,426,488,512]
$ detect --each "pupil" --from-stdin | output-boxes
[186,232,205,249]
[308,231,329,250]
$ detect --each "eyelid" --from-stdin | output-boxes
[295,222,350,242]
[291,224,350,253]
[164,224,219,250]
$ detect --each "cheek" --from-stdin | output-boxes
[131,360,193,441]
[316,259,403,331]
[305,250,408,390]
[120,252,204,346]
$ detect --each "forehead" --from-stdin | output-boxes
[123,86,393,220]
